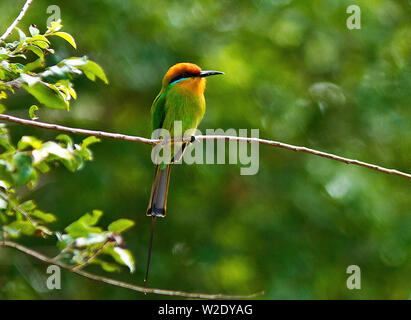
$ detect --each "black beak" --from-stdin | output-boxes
[198,70,224,78]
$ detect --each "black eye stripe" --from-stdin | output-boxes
[169,72,198,84]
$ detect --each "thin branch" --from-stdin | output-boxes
[0,113,410,180]
[1,80,22,89]
[0,240,263,299]
[0,113,156,144]
[71,240,110,271]
[0,0,35,44]
[199,135,411,180]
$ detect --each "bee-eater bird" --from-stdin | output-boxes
[144,63,223,288]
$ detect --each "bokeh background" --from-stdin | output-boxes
[0,0,410,299]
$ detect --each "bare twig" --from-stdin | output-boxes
[0,240,263,299]
[0,113,410,180]
[0,0,35,43]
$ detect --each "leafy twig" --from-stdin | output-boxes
[0,113,410,180]
[71,240,110,271]
[0,240,264,299]
[0,190,34,224]
[0,0,35,44]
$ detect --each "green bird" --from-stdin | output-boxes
[145,62,223,287]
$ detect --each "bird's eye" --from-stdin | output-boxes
[169,72,194,85]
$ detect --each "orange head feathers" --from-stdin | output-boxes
[162,63,202,86]
[161,63,223,95]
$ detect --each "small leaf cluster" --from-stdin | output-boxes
[57,210,136,272]
[0,124,99,188]
[0,20,107,112]
[0,192,56,239]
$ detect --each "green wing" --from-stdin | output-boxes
[150,90,167,131]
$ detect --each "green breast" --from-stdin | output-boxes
[160,87,206,137]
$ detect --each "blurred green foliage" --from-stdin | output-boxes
[0,0,410,299]
[0,18,137,277]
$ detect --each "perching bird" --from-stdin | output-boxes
[144,63,223,287]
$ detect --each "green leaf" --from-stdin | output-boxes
[81,136,100,148]
[34,160,50,173]
[61,57,108,83]
[76,60,108,84]
[83,70,95,81]
[76,147,93,161]
[9,63,25,73]
[0,180,9,190]
[15,27,27,41]
[52,32,77,49]
[23,58,45,72]
[62,57,88,67]
[32,141,73,163]
[18,136,42,150]
[79,210,103,226]
[22,81,69,110]
[0,125,14,152]
[20,73,40,86]
[56,233,74,250]
[56,134,73,148]
[65,210,103,238]
[65,222,102,238]
[32,40,49,49]
[20,200,36,212]
[74,233,108,246]
[47,20,63,33]
[67,85,77,99]
[30,209,56,223]
[0,48,11,60]
[6,220,36,236]
[12,153,33,186]
[25,45,44,58]
[31,35,50,44]
[91,258,122,273]
[61,154,83,172]
[29,24,40,36]
[112,247,135,273]
[2,225,19,238]
[0,197,7,210]
[41,65,82,83]
[0,141,14,153]
[29,105,39,120]
[108,219,135,233]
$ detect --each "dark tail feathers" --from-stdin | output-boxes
[146,164,171,217]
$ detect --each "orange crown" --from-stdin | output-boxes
[162,63,202,87]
